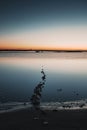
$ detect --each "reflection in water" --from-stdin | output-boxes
[0,52,87,103]
[1,53,87,74]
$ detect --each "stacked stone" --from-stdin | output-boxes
[30,68,46,110]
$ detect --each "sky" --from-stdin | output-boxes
[0,0,87,50]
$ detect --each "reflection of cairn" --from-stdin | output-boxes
[30,68,46,110]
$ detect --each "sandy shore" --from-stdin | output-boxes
[0,108,87,130]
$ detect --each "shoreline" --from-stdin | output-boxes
[0,99,87,114]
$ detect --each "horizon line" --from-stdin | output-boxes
[1,49,87,52]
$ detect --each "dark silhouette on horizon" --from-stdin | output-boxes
[1,49,87,52]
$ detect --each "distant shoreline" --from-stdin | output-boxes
[0,50,87,53]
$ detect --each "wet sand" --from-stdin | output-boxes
[0,108,87,130]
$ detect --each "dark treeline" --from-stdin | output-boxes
[0,49,87,52]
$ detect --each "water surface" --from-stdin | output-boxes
[0,51,87,104]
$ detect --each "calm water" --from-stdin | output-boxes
[0,51,87,103]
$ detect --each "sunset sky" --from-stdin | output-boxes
[0,0,87,50]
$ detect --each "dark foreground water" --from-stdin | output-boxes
[0,51,87,110]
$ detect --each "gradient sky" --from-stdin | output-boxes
[0,0,87,50]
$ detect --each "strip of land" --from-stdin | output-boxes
[0,49,87,52]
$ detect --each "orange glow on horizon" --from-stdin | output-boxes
[1,43,87,51]
[0,25,87,51]
[0,40,87,50]
[1,40,87,50]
